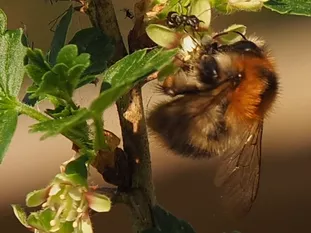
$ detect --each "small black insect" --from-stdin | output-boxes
[166,11,202,31]
[121,8,134,20]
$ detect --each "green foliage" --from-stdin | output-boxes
[0,109,18,163]
[0,9,26,163]
[91,48,178,115]
[68,27,115,76]
[64,154,89,179]
[142,205,196,233]
[48,6,74,65]
[29,108,90,140]
[264,0,311,16]
[0,9,27,96]
[26,45,91,105]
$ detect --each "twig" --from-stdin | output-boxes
[86,0,156,232]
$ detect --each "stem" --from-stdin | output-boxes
[87,0,156,232]
[17,101,88,150]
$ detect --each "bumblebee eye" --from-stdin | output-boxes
[199,56,220,86]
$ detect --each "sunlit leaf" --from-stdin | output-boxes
[0,109,18,163]
[91,48,177,115]
[0,9,27,96]
[264,0,311,16]
[29,108,91,140]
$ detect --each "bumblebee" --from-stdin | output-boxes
[147,34,279,215]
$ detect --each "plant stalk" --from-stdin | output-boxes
[87,0,156,232]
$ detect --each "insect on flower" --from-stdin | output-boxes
[147,29,279,215]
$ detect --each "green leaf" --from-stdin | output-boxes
[29,108,90,140]
[157,63,180,81]
[264,0,311,16]
[105,48,178,86]
[91,48,177,115]
[65,155,89,179]
[25,49,51,92]
[0,109,18,163]
[56,44,90,69]
[92,114,107,151]
[34,68,71,102]
[142,205,196,233]
[48,6,74,65]
[0,9,27,96]
[68,27,115,76]
[90,82,129,115]
[12,205,31,229]
[32,45,90,102]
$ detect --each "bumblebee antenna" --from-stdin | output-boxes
[213,30,248,41]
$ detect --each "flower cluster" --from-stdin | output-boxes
[13,173,111,233]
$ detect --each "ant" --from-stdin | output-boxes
[121,8,134,20]
[166,11,202,31]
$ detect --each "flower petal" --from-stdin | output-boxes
[85,192,111,212]
[26,188,49,207]
[11,205,31,229]
[81,214,93,233]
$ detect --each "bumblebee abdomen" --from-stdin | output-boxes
[147,95,229,158]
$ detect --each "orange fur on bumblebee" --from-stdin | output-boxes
[147,34,279,216]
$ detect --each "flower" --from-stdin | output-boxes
[228,0,268,11]
[12,173,111,233]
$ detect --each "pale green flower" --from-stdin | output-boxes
[12,173,111,233]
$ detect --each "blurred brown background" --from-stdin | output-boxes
[0,0,311,232]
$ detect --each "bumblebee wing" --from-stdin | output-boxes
[214,121,263,216]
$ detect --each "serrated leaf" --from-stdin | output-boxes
[29,108,90,140]
[12,205,31,229]
[264,0,311,16]
[103,49,146,85]
[0,109,18,163]
[56,44,88,68]
[142,205,196,233]
[68,27,115,76]
[0,9,27,96]
[104,48,178,86]
[34,69,71,102]
[48,6,74,65]
[90,82,129,114]
[91,48,177,115]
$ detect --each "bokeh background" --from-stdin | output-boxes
[0,0,311,232]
